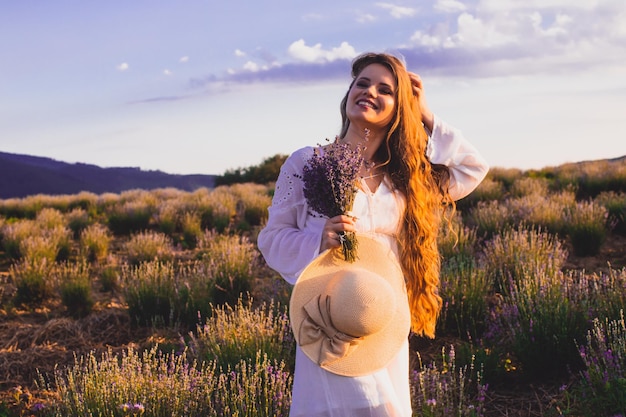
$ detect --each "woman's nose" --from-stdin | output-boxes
[363,86,376,97]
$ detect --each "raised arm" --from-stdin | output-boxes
[409,71,489,200]
[426,116,489,201]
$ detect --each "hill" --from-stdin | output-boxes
[0,151,217,198]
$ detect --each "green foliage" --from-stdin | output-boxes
[549,158,626,199]
[0,220,34,259]
[65,207,92,238]
[0,157,624,415]
[485,270,591,379]
[197,231,257,306]
[595,191,626,235]
[228,183,272,230]
[180,211,202,249]
[0,402,13,417]
[486,167,524,191]
[480,226,567,294]
[569,312,626,416]
[216,154,288,186]
[79,223,112,263]
[98,265,120,292]
[197,187,237,233]
[124,231,174,265]
[107,200,154,236]
[438,212,479,264]
[40,344,292,416]
[189,297,295,372]
[1,217,71,262]
[411,345,488,417]
[57,261,94,318]
[11,258,54,307]
[438,258,492,341]
[456,177,506,212]
[122,260,213,328]
[510,176,550,198]
[467,200,512,238]
[565,201,608,256]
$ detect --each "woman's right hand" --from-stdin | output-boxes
[320,214,357,252]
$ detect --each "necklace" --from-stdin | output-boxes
[361,172,383,180]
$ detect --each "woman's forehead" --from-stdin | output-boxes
[356,63,396,84]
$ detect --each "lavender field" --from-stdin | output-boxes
[0,158,625,416]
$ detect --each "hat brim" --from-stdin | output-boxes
[289,235,411,377]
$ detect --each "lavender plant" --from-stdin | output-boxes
[197,230,257,306]
[586,267,626,324]
[211,352,292,417]
[480,226,567,295]
[467,200,512,238]
[297,137,364,262]
[80,223,112,263]
[124,231,174,265]
[65,207,91,238]
[121,260,214,327]
[438,212,479,264]
[565,200,609,256]
[484,269,591,379]
[56,260,94,318]
[438,259,492,341]
[411,345,488,417]
[39,346,292,416]
[11,258,54,306]
[188,297,295,372]
[595,191,626,235]
[572,311,626,416]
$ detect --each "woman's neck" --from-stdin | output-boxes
[342,123,385,162]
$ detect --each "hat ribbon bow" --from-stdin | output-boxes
[299,294,363,366]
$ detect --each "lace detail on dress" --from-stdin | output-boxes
[271,166,296,207]
[270,147,312,208]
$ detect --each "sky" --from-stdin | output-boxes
[1,0,625,176]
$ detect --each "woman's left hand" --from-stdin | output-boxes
[409,72,434,132]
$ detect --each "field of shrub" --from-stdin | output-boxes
[0,157,625,416]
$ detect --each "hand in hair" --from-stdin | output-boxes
[408,72,434,132]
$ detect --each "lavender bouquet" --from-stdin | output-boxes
[298,138,364,262]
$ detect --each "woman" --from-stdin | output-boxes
[257,52,489,417]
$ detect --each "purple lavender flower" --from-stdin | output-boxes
[119,402,146,415]
[297,137,365,262]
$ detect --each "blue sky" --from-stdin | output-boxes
[1,0,625,175]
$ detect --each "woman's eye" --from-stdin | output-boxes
[356,81,369,88]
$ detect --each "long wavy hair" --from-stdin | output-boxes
[339,52,453,338]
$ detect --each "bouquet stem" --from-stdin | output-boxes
[339,231,358,263]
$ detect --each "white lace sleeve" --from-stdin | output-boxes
[257,147,324,284]
[426,115,489,201]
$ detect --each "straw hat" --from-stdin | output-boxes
[289,235,411,377]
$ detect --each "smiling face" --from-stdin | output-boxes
[345,63,397,131]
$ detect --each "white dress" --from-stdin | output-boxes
[257,116,489,417]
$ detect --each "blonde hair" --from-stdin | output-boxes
[340,53,453,338]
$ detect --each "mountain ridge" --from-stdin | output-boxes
[0,151,217,199]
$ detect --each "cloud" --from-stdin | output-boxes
[288,39,357,63]
[179,56,189,63]
[357,13,377,23]
[376,2,417,19]
[163,69,172,76]
[404,0,626,77]
[116,62,129,71]
[243,61,260,72]
[476,0,600,13]
[234,49,246,57]
[175,0,626,95]
[434,0,467,13]
[302,13,325,21]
